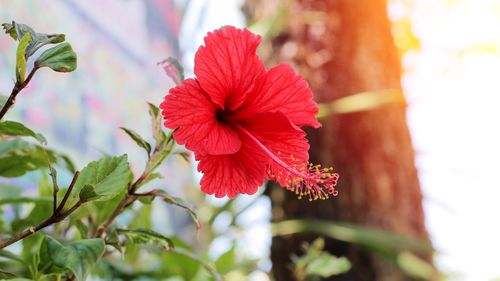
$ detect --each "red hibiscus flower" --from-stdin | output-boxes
[160,26,338,200]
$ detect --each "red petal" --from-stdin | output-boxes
[160,78,241,155]
[194,26,266,111]
[235,64,321,128]
[240,112,310,186]
[196,133,269,198]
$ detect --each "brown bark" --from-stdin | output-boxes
[244,0,432,280]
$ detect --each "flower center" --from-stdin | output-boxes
[215,109,230,124]
[237,125,339,201]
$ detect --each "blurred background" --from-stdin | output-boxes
[1,0,499,280]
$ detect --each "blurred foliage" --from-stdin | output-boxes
[292,238,351,280]
[272,219,439,280]
[317,88,406,118]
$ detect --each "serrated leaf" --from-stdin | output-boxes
[16,32,31,83]
[117,228,174,251]
[35,43,77,72]
[155,190,200,229]
[39,236,105,281]
[66,155,133,208]
[158,57,184,85]
[305,254,351,277]
[2,21,65,57]
[0,120,46,143]
[120,127,151,155]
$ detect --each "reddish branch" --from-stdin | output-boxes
[0,171,81,249]
[0,67,38,121]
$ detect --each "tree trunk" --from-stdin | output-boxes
[244,0,433,280]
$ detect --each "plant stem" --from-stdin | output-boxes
[0,67,38,121]
[0,201,82,249]
[0,171,82,250]
[56,171,80,213]
[93,195,133,237]
[93,172,147,237]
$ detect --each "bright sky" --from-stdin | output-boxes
[183,0,500,280]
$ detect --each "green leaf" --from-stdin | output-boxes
[0,120,46,143]
[145,139,174,174]
[16,32,31,83]
[215,245,236,274]
[10,196,51,234]
[141,172,163,186]
[79,184,100,202]
[63,155,132,206]
[128,204,152,229]
[0,250,25,264]
[105,229,121,253]
[175,151,191,162]
[39,236,105,281]
[117,228,174,251]
[0,140,55,177]
[0,196,52,205]
[305,254,351,277]
[1,22,18,39]
[292,238,351,279]
[148,102,167,149]
[88,192,125,226]
[35,43,77,73]
[2,21,65,57]
[396,251,437,280]
[57,153,77,173]
[158,57,185,85]
[172,248,221,281]
[155,190,200,229]
[120,127,151,155]
[75,220,89,239]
